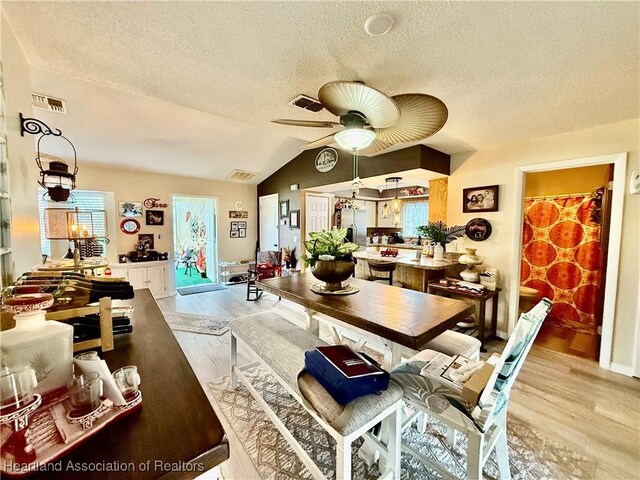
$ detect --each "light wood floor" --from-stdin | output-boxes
[157,285,640,480]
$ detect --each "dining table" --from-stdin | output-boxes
[257,272,474,369]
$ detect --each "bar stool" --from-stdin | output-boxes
[367,259,402,287]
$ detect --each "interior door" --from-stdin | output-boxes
[204,198,217,282]
[305,194,331,239]
[259,194,279,251]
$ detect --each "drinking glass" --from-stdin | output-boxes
[0,364,38,414]
[112,366,140,402]
[74,351,100,361]
[68,372,103,416]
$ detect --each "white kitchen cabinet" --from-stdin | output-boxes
[109,260,175,298]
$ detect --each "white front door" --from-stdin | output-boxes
[305,194,331,239]
[259,194,279,251]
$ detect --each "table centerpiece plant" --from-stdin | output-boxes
[303,228,359,291]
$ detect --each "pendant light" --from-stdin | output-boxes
[382,179,391,219]
[386,177,403,227]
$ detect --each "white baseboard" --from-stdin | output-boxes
[609,362,635,377]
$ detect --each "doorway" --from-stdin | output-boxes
[258,194,279,252]
[304,192,332,239]
[519,165,613,360]
[510,152,627,370]
[172,195,218,289]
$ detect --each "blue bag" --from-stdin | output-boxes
[304,345,390,405]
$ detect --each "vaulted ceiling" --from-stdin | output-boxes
[3,1,638,182]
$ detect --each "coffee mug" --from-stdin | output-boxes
[68,372,103,416]
[0,364,38,414]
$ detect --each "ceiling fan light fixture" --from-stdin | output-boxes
[334,128,376,151]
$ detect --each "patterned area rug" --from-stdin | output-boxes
[163,312,232,335]
[209,367,596,480]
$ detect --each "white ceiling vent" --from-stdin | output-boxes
[289,94,324,113]
[227,169,260,182]
[32,93,67,114]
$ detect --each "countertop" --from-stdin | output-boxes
[366,243,424,250]
[353,250,459,270]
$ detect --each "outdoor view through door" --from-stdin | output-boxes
[173,195,218,289]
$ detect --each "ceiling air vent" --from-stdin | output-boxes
[227,169,260,182]
[32,93,67,114]
[289,94,324,113]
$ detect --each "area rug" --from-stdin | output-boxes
[208,366,596,480]
[163,312,232,335]
[177,283,227,295]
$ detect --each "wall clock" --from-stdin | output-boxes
[465,218,492,241]
[120,218,141,235]
[315,148,338,172]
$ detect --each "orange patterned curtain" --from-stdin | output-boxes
[521,196,602,334]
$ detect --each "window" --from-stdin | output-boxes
[38,189,107,256]
[402,200,429,238]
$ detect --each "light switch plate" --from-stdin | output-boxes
[630,170,640,195]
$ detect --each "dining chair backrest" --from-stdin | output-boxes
[471,298,552,430]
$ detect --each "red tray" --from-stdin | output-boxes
[1,386,141,477]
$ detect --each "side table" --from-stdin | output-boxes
[428,282,501,351]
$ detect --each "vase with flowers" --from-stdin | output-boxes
[303,228,359,292]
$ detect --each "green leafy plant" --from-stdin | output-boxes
[302,228,359,268]
[416,221,466,247]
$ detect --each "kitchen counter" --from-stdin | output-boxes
[366,243,424,250]
[353,250,463,292]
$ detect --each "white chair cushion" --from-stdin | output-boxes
[424,330,481,360]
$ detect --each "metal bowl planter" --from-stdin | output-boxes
[310,260,354,292]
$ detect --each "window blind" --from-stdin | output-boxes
[402,199,429,237]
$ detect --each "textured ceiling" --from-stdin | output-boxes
[3,1,639,181]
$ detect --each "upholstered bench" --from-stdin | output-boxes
[230,311,403,480]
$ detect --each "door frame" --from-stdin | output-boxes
[509,152,627,372]
[258,193,279,252]
[171,193,220,283]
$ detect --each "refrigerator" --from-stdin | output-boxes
[336,208,367,247]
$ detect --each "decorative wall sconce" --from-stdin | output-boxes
[20,113,78,202]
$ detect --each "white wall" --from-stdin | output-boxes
[2,14,40,275]
[76,163,257,264]
[448,118,639,370]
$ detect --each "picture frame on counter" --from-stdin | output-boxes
[289,209,300,229]
[138,234,154,249]
[463,185,499,213]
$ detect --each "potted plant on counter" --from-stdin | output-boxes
[416,221,466,260]
[303,228,359,292]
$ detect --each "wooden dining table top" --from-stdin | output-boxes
[258,273,474,351]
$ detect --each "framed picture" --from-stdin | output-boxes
[237,221,247,229]
[279,200,289,218]
[231,221,239,230]
[119,201,143,217]
[118,254,128,263]
[230,230,240,238]
[145,210,164,226]
[238,228,246,238]
[463,185,499,213]
[229,211,248,219]
[138,233,154,249]
[289,209,300,229]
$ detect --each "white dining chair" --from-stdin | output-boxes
[392,298,552,480]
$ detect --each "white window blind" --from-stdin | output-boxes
[402,200,429,237]
[38,189,107,256]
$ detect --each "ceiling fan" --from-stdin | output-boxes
[272,81,448,155]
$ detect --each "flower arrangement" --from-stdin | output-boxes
[302,228,359,268]
[416,221,466,247]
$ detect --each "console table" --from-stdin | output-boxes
[28,289,229,479]
[427,282,502,351]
